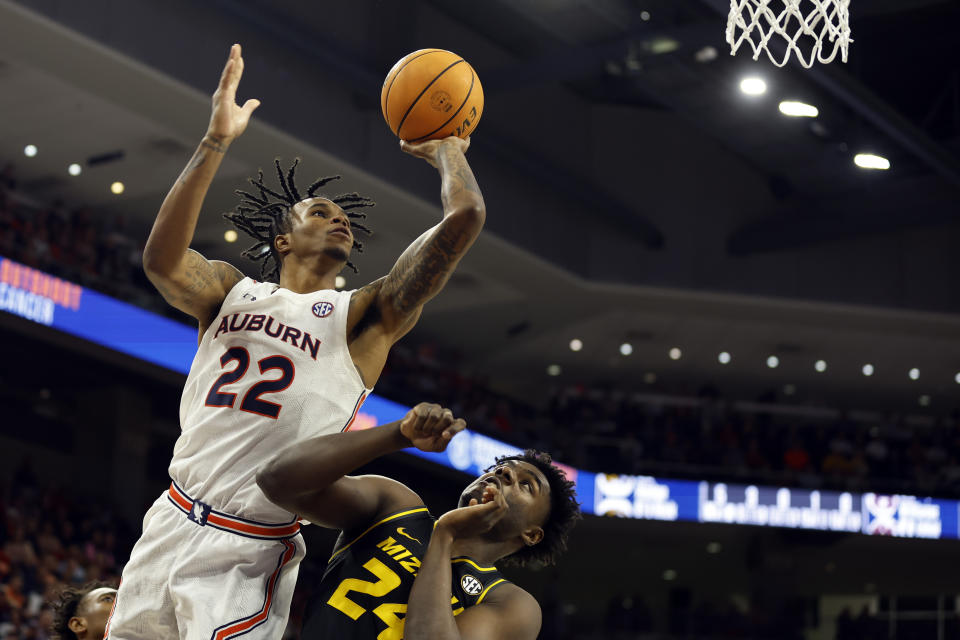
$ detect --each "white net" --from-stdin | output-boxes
[726,0,852,68]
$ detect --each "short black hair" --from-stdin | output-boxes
[224,158,374,282]
[51,581,115,640]
[492,449,581,568]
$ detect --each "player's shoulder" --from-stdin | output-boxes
[209,260,245,293]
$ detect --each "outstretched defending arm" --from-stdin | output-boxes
[142,44,260,329]
[256,403,466,533]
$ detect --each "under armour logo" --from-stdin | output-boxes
[187,500,212,526]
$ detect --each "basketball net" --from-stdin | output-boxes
[726,0,851,68]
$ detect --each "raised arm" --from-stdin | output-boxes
[142,44,259,329]
[256,403,465,533]
[357,137,485,338]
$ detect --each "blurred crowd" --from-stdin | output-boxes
[0,165,160,316]
[380,343,960,498]
[0,460,130,640]
[4,160,960,501]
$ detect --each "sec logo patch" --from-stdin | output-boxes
[460,574,483,596]
[312,301,334,318]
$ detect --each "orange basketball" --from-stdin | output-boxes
[381,49,484,142]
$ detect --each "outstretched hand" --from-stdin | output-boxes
[399,402,466,453]
[436,484,508,539]
[207,44,261,144]
[400,136,470,168]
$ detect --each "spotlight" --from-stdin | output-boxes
[620,343,633,356]
[815,360,827,372]
[862,364,874,377]
[908,368,919,381]
[224,229,238,243]
[695,46,718,63]
[779,101,819,117]
[919,395,931,407]
[955,372,960,384]
[766,355,779,369]
[111,181,125,195]
[662,569,677,581]
[739,77,767,96]
[643,372,657,384]
[718,352,731,364]
[68,163,82,176]
[569,339,583,352]
[547,364,562,377]
[23,145,37,157]
[669,347,682,360]
[640,10,651,21]
[706,542,722,554]
[783,384,796,396]
[335,275,346,289]
[854,154,890,170]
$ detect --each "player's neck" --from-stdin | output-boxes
[450,538,517,567]
[278,257,341,293]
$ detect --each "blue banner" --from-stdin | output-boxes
[3,256,958,540]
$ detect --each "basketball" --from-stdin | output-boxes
[381,49,484,142]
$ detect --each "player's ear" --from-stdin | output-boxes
[521,525,544,547]
[274,233,290,257]
[68,616,87,636]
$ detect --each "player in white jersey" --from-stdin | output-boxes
[107,44,486,640]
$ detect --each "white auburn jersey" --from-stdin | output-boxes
[170,277,372,523]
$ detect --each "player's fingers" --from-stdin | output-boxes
[241,99,261,119]
[421,404,445,431]
[218,45,239,88]
[442,418,466,439]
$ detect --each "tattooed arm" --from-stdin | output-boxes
[374,137,486,336]
[142,44,259,330]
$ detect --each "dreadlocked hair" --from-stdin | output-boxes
[492,449,582,568]
[223,158,375,282]
[51,581,116,640]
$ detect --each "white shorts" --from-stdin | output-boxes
[106,484,306,640]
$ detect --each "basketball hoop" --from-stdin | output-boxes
[726,0,852,68]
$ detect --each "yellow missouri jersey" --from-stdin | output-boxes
[302,508,511,639]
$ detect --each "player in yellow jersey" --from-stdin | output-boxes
[257,403,581,639]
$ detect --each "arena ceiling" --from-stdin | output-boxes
[1,0,959,411]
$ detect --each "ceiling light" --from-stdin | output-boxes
[919,395,931,407]
[783,384,796,395]
[706,542,722,554]
[569,339,583,352]
[662,569,677,581]
[643,372,657,384]
[815,359,827,372]
[908,368,919,381]
[669,347,682,360]
[640,10,651,21]
[68,163,82,176]
[335,275,346,289]
[739,77,767,96]
[779,101,819,117]
[695,46,718,63]
[23,144,37,157]
[955,372,960,384]
[862,364,874,377]
[620,343,633,356]
[766,355,779,369]
[648,37,679,55]
[718,351,731,364]
[110,181,125,195]
[854,153,890,170]
[547,364,561,377]
[224,229,238,243]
